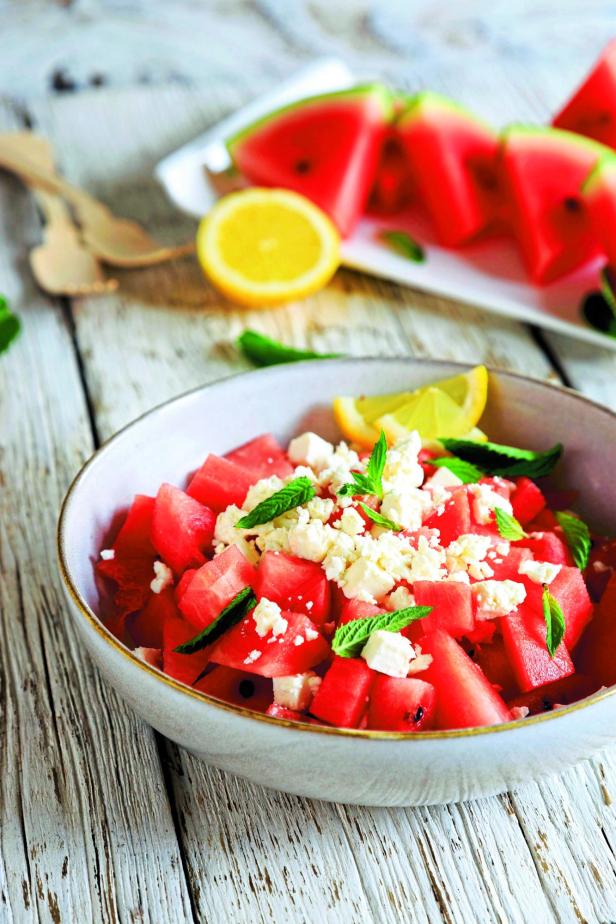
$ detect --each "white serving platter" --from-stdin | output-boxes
[155,57,615,351]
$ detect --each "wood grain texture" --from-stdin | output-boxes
[0,97,195,924]
[23,81,616,922]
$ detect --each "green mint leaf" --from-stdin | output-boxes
[378,229,425,263]
[236,476,315,529]
[431,456,483,484]
[359,502,402,532]
[556,511,591,571]
[439,437,563,478]
[337,472,374,498]
[366,430,387,497]
[494,507,527,541]
[174,586,257,656]
[581,291,616,338]
[0,295,21,355]
[332,605,433,659]
[542,587,566,658]
[237,330,341,367]
[601,267,616,314]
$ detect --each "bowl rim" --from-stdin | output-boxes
[57,356,616,742]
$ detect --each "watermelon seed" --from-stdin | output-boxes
[238,679,256,699]
[563,196,581,213]
[410,706,424,723]
[295,159,312,175]
[542,698,553,712]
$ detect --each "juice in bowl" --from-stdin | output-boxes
[57,359,616,805]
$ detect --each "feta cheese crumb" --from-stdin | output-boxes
[100,548,115,561]
[214,504,245,544]
[288,519,334,562]
[380,489,427,531]
[382,432,424,493]
[252,598,288,638]
[244,475,284,511]
[304,626,319,641]
[468,560,495,581]
[288,432,334,471]
[150,560,173,594]
[337,507,366,536]
[425,466,464,489]
[273,672,321,711]
[518,559,562,585]
[471,579,527,618]
[294,635,304,646]
[244,649,262,665]
[361,630,416,678]
[446,533,492,572]
[342,558,395,603]
[468,483,513,525]
[384,585,415,612]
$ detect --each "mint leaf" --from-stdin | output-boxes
[494,507,527,541]
[0,295,21,355]
[542,587,566,658]
[439,437,563,478]
[174,586,257,656]
[359,502,402,532]
[338,430,387,499]
[236,476,315,529]
[431,456,482,484]
[379,229,425,263]
[332,605,433,659]
[556,511,591,571]
[581,292,616,337]
[237,330,341,367]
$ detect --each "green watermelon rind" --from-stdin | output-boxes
[501,123,614,160]
[226,83,393,162]
[396,90,496,137]
[582,153,616,195]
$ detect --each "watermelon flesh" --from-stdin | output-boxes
[510,477,546,526]
[227,84,392,236]
[179,545,257,630]
[96,494,156,620]
[310,656,375,728]
[368,131,413,214]
[163,611,212,687]
[225,433,293,480]
[413,580,474,638]
[501,127,607,284]
[471,636,519,700]
[367,676,436,731]
[187,454,255,512]
[583,158,616,266]
[130,587,176,649]
[501,606,574,693]
[424,488,471,546]
[256,551,331,625]
[576,572,616,687]
[151,483,215,574]
[195,665,272,712]
[553,40,616,148]
[397,92,503,246]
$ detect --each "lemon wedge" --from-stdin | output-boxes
[197,188,340,307]
[333,366,489,448]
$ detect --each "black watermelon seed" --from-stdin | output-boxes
[238,680,255,699]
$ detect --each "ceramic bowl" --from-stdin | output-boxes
[58,358,616,806]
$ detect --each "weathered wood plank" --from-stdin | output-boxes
[0,97,194,924]
[26,84,587,924]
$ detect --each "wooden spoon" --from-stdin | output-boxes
[0,138,195,268]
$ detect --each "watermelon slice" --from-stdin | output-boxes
[224,433,293,480]
[96,494,157,620]
[507,673,598,716]
[130,587,177,649]
[151,483,216,574]
[518,531,572,566]
[424,488,471,546]
[583,156,616,266]
[368,130,413,213]
[397,92,503,246]
[413,580,474,638]
[195,665,272,712]
[501,126,608,283]
[471,636,519,700]
[420,631,512,728]
[510,477,546,526]
[227,84,392,236]
[553,40,616,148]
[163,611,212,686]
[500,607,574,693]
[338,598,384,625]
[179,545,257,630]
[187,454,255,512]
[256,551,330,625]
[310,656,374,728]
[367,676,436,731]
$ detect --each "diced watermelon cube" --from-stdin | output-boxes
[507,673,599,715]
[310,657,375,728]
[130,588,177,648]
[209,609,329,678]
[179,545,257,629]
[576,571,616,687]
[162,612,212,686]
[413,581,474,637]
[195,665,272,712]
[464,621,498,645]
[510,477,546,526]
[338,598,384,625]
[367,676,436,731]
[424,488,471,546]
[175,568,197,605]
[256,551,331,625]
[420,631,512,729]
[549,566,594,650]
[187,454,255,512]
[518,531,573,565]
[225,433,293,480]
[96,494,157,618]
[488,546,532,581]
[152,483,215,574]
[500,606,574,693]
[471,636,519,699]
[527,509,558,531]
[266,703,303,721]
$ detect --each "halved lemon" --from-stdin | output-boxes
[196,188,340,307]
[333,365,489,448]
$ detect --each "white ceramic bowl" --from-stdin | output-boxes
[58,358,616,806]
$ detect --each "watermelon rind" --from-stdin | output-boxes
[396,90,495,136]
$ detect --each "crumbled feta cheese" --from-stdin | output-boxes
[273,672,321,710]
[290,464,319,485]
[252,598,288,638]
[337,507,366,536]
[244,649,262,665]
[322,531,358,582]
[425,466,464,489]
[361,629,416,678]
[380,489,427,531]
[407,646,433,675]
[244,475,284,511]
[468,484,513,525]
[342,558,395,603]
[495,541,510,557]
[288,519,334,562]
[288,432,334,471]
[384,585,415,611]
[306,496,335,523]
[100,548,115,561]
[445,570,471,584]
[382,432,424,493]
[150,560,173,594]
[214,504,245,544]
[446,533,492,572]
[468,560,495,581]
[255,526,291,554]
[294,635,304,646]
[471,579,527,618]
[134,646,162,668]
[304,626,319,641]
[518,559,562,585]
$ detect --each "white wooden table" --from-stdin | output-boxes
[3,4,616,922]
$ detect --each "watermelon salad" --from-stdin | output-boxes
[223,41,616,289]
[96,423,616,733]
